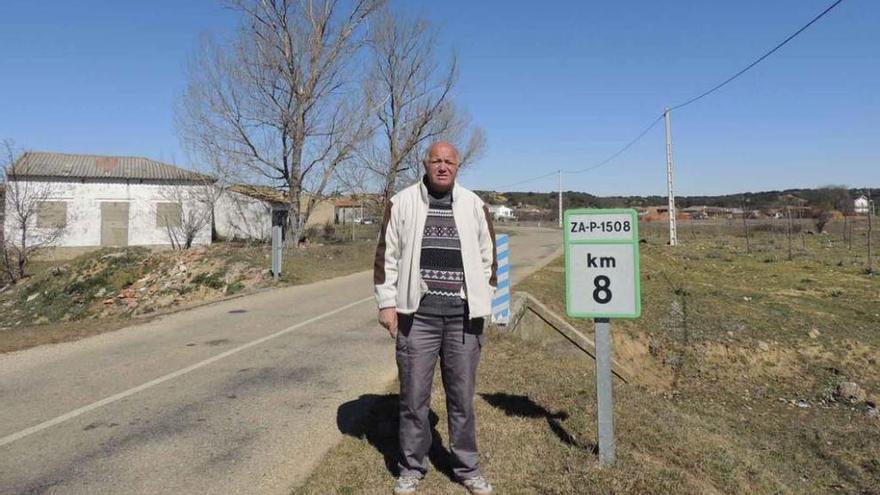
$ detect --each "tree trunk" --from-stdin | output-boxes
[18,225,27,280]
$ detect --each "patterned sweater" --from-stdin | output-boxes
[417,189,466,315]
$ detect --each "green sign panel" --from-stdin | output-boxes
[564,208,642,319]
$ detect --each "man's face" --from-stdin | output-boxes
[423,144,460,192]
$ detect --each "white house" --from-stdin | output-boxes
[487,204,516,221]
[213,185,289,241]
[854,195,871,215]
[3,151,213,249]
[212,185,341,242]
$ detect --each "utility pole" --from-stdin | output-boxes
[664,108,678,246]
[868,197,874,274]
[786,205,794,261]
[558,169,563,228]
[741,196,751,254]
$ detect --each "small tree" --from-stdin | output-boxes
[1,140,70,282]
[814,210,832,234]
[156,179,217,250]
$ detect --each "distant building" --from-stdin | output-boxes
[213,185,337,241]
[640,206,691,222]
[3,151,213,249]
[854,195,870,215]
[487,204,516,221]
[213,185,289,242]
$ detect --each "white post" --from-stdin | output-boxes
[868,199,874,274]
[595,317,615,465]
[664,108,678,246]
[558,169,563,228]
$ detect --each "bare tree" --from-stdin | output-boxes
[359,8,486,203]
[177,0,382,245]
[156,178,218,250]
[1,140,70,283]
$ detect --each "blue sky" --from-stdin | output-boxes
[1,0,876,196]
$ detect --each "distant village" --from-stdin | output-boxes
[480,189,876,224]
[0,150,875,253]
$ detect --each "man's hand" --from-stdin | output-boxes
[378,307,398,338]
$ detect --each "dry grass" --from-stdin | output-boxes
[294,220,880,494]
[0,230,378,353]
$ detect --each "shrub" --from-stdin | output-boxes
[191,272,225,290]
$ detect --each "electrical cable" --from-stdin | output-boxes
[498,170,558,191]
[563,114,664,174]
[669,0,845,111]
[498,115,663,189]
[494,0,846,190]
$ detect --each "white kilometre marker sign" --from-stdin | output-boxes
[564,208,642,466]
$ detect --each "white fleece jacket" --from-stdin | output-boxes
[374,179,497,319]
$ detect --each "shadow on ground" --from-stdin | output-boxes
[336,394,456,481]
[479,392,597,453]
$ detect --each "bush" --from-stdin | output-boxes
[751,222,803,234]
[322,222,336,240]
[191,272,225,290]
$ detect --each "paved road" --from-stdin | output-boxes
[0,227,561,495]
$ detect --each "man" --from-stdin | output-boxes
[374,141,497,495]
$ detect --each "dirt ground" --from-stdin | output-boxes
[0,226,379,353]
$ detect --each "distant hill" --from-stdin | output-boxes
[475,187,878,213]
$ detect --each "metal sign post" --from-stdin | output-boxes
[564,208,642,466]
[271,225,282,282]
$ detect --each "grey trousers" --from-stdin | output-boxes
[396,311,484,480]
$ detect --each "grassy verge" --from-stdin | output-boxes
[294,224,879,494]
[0,227,378,353]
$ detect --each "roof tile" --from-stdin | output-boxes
[10,151,211,182]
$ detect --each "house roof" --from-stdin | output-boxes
[228,184,288,204]
[9,151,212,182]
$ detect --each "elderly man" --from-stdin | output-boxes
[374,141,496,495]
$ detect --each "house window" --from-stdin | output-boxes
[37,201,68,228]
[156,203,183,228]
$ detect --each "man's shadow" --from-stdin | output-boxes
[478,392,597,453]
[336,394,456,481]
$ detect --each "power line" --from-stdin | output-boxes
[495,0,846,191]
[563,114,663,174]
[670,0,846,111]
[498,114,663,190]
[498,170,558,191]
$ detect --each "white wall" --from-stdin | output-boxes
[3,179,212,248]
[213,190,273,241]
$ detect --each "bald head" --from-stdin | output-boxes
[424,141,460,164]
[422,141,460,193]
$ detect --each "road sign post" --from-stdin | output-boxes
[271,225,282,282]
[564,209,641,465]
[492,234,511,325]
